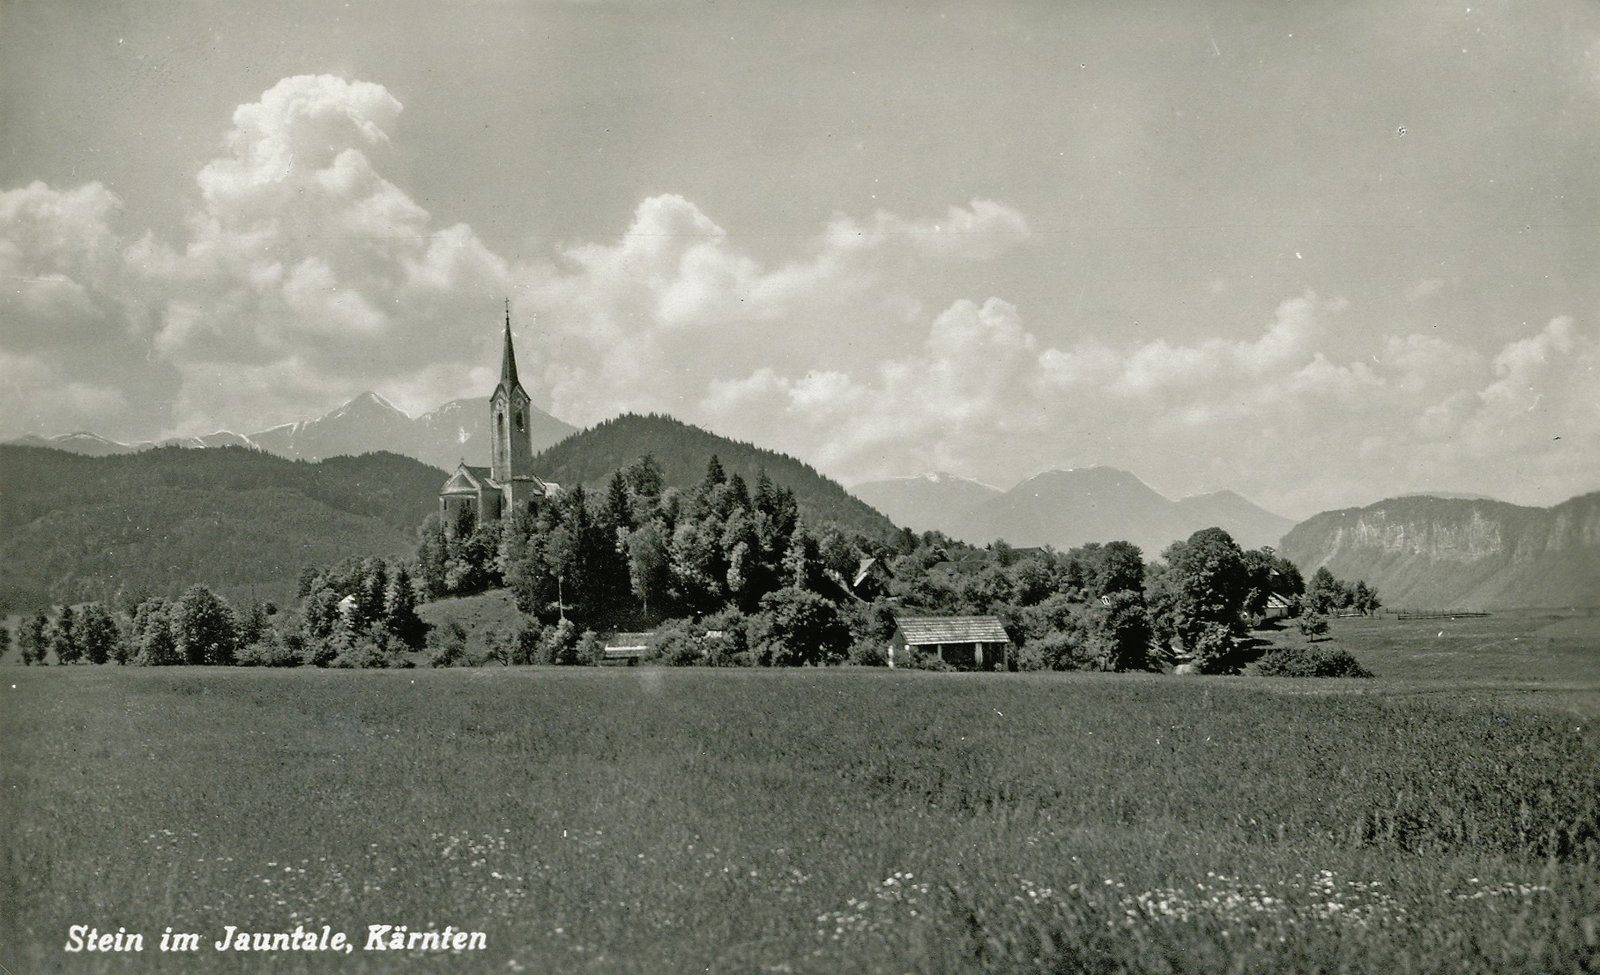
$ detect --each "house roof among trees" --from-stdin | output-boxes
[894,615,1010,645]
[852,556,882,588]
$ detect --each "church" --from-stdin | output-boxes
[438,308,560,528]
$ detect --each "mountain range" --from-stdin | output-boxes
[853,467,1295,556]
[5,392,576,471]
[0,414,897,614]
[0,445,443,615]
[1280,492,1600,610]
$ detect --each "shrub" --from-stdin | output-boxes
[331,640,389,669]
[846,637,888,667]
[701,608,751,667]
[237,632,300,667]
[576,630,605,666]
[427,620,468,668]
[1017,630,1095,671]
[539,619,579,665]
[513,621,545,665]
[299,634,337,668]
[1256,644,1374,678]
[1191,622,1244,675]
[650,618,704,667]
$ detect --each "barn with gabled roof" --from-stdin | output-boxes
[889,614,1011,671]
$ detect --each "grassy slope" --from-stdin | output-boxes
[2,665,1596,974]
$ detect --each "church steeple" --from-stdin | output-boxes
[498,298,520,393]
[490,300,534,489]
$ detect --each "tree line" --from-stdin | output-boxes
[9,452,1379,674]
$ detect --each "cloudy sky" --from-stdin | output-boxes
[2,0,1596,516]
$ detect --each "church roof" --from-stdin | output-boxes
[498,303,521,394]
[441,464,498,495]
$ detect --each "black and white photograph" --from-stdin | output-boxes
[2,1,1597,971]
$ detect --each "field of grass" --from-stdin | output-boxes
[1244,611,1600,718]
[3,635,1598,973]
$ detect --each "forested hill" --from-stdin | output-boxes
[0,445,443,614]
[1280,491,1600,610]
[533,414,898,539]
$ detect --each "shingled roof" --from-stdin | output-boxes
[894,615,1010,645]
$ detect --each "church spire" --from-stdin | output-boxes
[499,298,520,390]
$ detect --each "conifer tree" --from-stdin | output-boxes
[18,610,49,665]
[49,605,80,664]
[355,558,388,628]
[384,564,427,647]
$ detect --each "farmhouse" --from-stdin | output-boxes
[889,615,1011,671]
[1261,593,1294,621]
[438,305,560,530]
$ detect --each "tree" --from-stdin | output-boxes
[49,605,80,664]
[428,620,469,668]
[670,517,724,611]
[1296,612,1330,642]
[753,587,849,666]
[1156,528,1252,653]
[18,610,49,665]
[174,585,239,666]
[1085,589,1155,672]
[76,603,123,665]
[626,520,672,615]
[132,598,181,666]
[353,558,388,629]
[782,522,825,593]
[1008,557,1056,607]
[1190,622,1241,674]
[237,602,271,648]
[383,564,427,648]
[414,515,450,599]
[1074,541,1146,601]
[1351,580,1382,616]
[301,586,341,645]
[1305,567,1345,615]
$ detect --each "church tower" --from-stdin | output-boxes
[490,302,536,510]
[438,301,556,530]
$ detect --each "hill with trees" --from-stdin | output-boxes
[532,413,898,539]
[0,445,443,614]
[1280,491,1600,610]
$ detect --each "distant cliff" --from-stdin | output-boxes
[1280,492,1600,610]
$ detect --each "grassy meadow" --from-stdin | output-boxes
[2,615,1598,973]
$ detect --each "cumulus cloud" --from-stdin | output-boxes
[524,192,1032,425]
[0,76,528,433]
[687,291,1597,513]
[2,72,1593,513]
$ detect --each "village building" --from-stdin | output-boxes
[439,306,560,529]
[601,633,650,666]
[850,557,891,599]
[1260,592,1294,621]
[889,615,1012,671]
